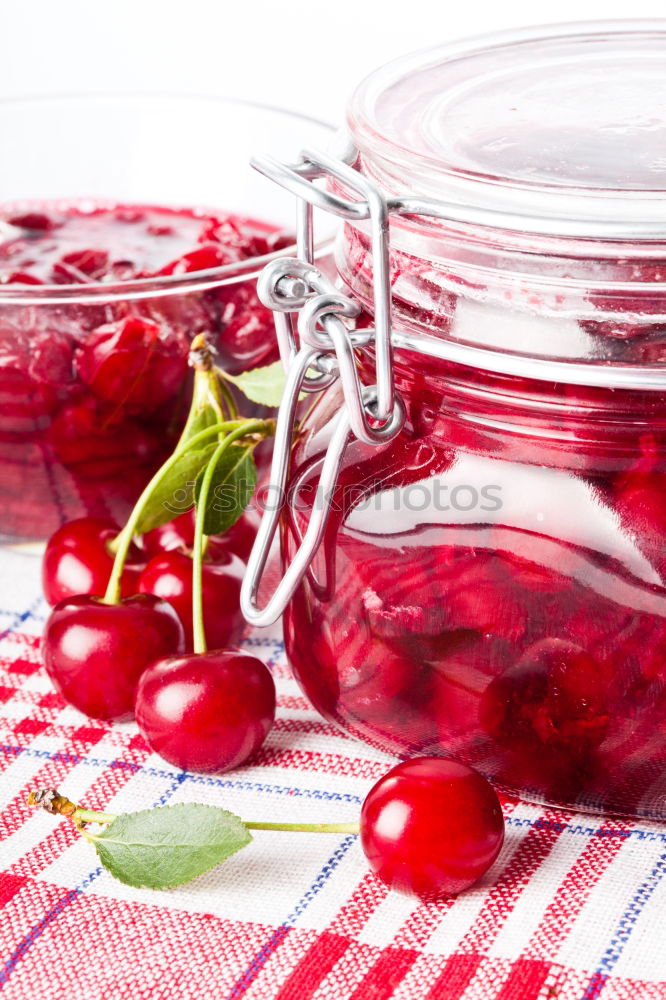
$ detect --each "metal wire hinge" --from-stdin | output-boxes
[240,147,405,627]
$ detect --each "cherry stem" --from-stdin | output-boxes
[28,791,360,835]
[103,420,246,605]
[244,821,360,834]
[192,420,268,654]
[76,807,117,825]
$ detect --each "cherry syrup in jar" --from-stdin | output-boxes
[282,23,666,817]
[0,202,290,539]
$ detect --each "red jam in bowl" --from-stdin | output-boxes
[0,202,288,539]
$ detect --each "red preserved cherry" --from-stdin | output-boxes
[74,315,189,415]
[42,594,185,720]
[480,638,609,754]
[48,394,162,475]
[360,757,505,898]
[42,516,146,606]
[7,212,56,232]
[215,284,279,374]
[135,650,276,772]
[159,244,239,275]
[613,469,666,580]
[138,550,245,651]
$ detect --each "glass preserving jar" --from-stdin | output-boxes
[0,97,332,542]
[247,22,666,819]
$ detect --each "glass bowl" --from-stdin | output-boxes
[0,95,333,542]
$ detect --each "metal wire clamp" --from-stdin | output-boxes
[240,148,406,627]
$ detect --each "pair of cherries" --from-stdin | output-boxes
[41,510,275,774]
[40,514,507,901]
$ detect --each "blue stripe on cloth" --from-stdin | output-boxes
[581,849,666,999]
[0,773,189,991]
[241,637,285,651]
[224,835,357,999]
[0,744,364,804]
[0,597,44,641]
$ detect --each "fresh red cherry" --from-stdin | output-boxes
[360,757,505,899]
[74,315,189,416]
[138,550,245,651]
[42,594,185,721]
[217,509,260,561]
[142,508,259,561]
[135,650,276,772]
[42,517,146,606]
[142,510,199,557]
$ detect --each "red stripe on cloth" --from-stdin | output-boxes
[254,746,388,781]
[12,719,49,739]
[524,819,630,960]
[327,872,390,938]
[37,692,64,710]
[0,633,40,653]
[459,810,571,954]
[272,931,350,1000]
[393,895,457,951]
[0,889,273,1000]
[0,685,16,703]
[69,725,107,746]
[273,718,343,738]
[0,685,60,712]
[0,873,27,908]
[424,953,481,1000]
[4,657,40,677]
[276,694,312,712]
[0,713,141,756]
[492,958,552,1000]
[348,946,419,1000]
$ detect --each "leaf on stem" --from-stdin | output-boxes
[194,442,257,535]
[89,803,252,889]
[134,442,217,535]
[223,361,286,408]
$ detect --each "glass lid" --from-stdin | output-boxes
[348,21,666,235]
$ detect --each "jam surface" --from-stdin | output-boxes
[0,203,288,285]
[0,202,287,539]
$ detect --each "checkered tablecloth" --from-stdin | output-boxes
[1,546,666,1000]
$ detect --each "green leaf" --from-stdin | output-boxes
[90,803,252,889]
[194,442,257,535]
[134,443,217,535]
[225,361,286,407]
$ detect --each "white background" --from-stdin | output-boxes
[4,0,666,125]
